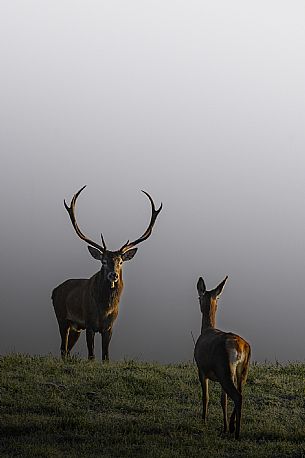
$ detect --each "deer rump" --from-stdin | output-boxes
[194,329,250,382]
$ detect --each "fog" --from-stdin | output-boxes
[1,1,305,362]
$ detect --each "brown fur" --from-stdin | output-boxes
[52,253,125,361]
[194,276,251,439]
[52,187,162,361]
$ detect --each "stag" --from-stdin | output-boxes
[194,276,251,439]
[52,186,162,361]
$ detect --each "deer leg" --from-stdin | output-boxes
[217,366,242,439]
[59,321,70,358]
[101,329,112,362]
[229,370,244,439]
[229,372,237,435]
[229,407,236,434]
[86,329,95,360]
[198,369,209,423]
[221,380,242,439]
[233,393,242,440]
[228,366,245,436]
[67,329,81,354]
[221,389,228,433]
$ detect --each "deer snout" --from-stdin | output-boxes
[107,272,119,282]
[107,271,119,288]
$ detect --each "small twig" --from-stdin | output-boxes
[191,331,196,347]
[191,331,196,363]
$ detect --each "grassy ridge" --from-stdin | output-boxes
[1,354,305,457]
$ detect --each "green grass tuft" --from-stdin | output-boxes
[1,354,305,457]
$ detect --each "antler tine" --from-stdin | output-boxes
[120,190,162,253]
[101,233,107,251]
[119,239,130,251]
[64,186,105,253]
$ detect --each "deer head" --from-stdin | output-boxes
[197,276,228,328]
[64,186,162,288]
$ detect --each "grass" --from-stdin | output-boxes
[1,354,305,457]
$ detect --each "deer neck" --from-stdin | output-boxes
[200,299,217,333]
[93,270,123,306]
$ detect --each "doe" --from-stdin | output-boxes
[194,276,251,439]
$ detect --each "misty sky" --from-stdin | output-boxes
[1,1,305,362]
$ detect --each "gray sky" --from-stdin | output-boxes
[1,1,305,362]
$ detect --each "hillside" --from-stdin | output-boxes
[1,354,305,457]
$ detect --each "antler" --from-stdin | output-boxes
[64,185,106,253]
[120,190,162,254]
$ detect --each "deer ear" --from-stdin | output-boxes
[197,277,206,296]
[88,246,103,260]
[212,276,228,298]
[121,248,138,261]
